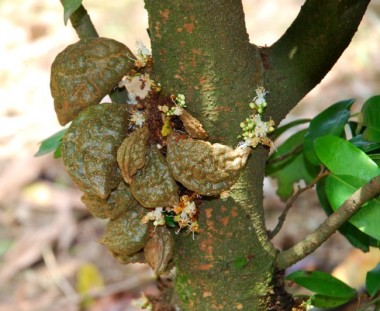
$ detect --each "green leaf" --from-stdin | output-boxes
[35,128,67,158]
[362,95,380,142]
[314,135,380,180]
[325,174,380,240]
[266,130,319,200]
[350,134,380,153]
[310,294,353,308]
[272,118,310,140]
[286,270,356,299]
[303,99,355,165]
[366,263,380,297]
[369,154,380,167]
[316,177,372,252]
[62,0,83,25]
[165,214,177,228]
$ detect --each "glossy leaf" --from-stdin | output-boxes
[362,95,380,142]
[304,99,355,165]
[286,270,356,299]
[314,135,380,180]
[366,263,380,297]
[266,130,319,200]
[62,0,82,25]
[310,294,353,308]
[272,118,310,140]
[316,177,372,252]
[325,174,380,240]
[350,134,380,153]
[35,128,67,158]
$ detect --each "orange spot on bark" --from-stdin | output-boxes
[231,206,238,217]
[220,216,229,227]
[198,263,214,271]
[155,21,162,38]
[192,48,202,55]
[159,9,170,21]
[184,23,194,34]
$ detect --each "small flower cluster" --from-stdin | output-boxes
[239,86,275,149]
[130,110,146,127]
[131,292,152,310]
[118,73,152,105]
[172,195,199,239]
[141,207,165,227]
[141,195,200,239]
[131,40,152,69]
[158,94,186,116]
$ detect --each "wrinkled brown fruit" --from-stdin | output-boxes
[144,226,174,275]
[61,103,129,198]
[99,205,150,262]
[179,109,208,139]
[117,126,149,184]
[81,181,138,219]
[130,146,179,208]
[51,37,135,125]
[167,133,251,196]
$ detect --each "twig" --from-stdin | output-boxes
[268,167,329,239]
[267,144,303,165]
[42,247,76,298]
[358,295,380,311]
[55,268,154,307]
[276,175,380,270]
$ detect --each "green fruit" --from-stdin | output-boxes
[51,37,134,125]
[61,103,129,198]
[130,145,179,208]
[81,181,138,219]
[167,133,250,196]
[99,206,150,259]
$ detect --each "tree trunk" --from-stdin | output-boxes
[143,0,370,309]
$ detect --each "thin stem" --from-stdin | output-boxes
[267,144,303,165]
[59,2,99,39]
[276,175,380,270]
[268,167,328,239]
[358,296,380,311]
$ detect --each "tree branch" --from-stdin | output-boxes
[263,0,370,123]
[276,175,380,270]
[268,168,329,239]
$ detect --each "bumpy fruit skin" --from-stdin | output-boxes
[167,133,251,196]
[130,145,179,208]
[117,126,149,184]
[81,181,138,219]
[144,226,174,275]
[61,103,130,198]
[50,37,135,125]
[99,205,150,262]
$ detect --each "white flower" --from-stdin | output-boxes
[130,111,145,127]
[184,201,197,216]
[136,40,151,57]
[254,86,268,106]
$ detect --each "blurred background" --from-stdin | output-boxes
[0,1,379,310]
